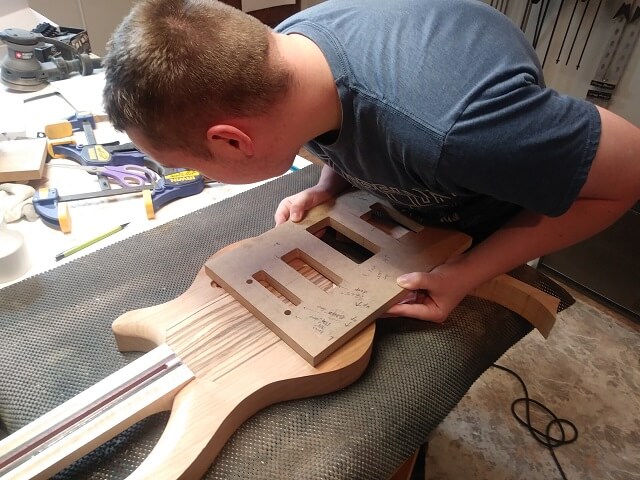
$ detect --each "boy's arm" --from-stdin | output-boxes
[388,106,640,321]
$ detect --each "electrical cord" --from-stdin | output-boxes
[491,364,578,480]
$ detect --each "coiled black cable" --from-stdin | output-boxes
[492,364,578,480]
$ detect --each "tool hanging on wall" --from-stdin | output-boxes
[542,0,567,67]
[587,1,640,106]
[521,0,536,31]
[556,0,585,63]
[524,0,544,37]
[489,0,510,14]
[534,0,552,48]
[576,0,604,69]
[566,0,592,65]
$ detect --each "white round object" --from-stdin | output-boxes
[0,226,29,283]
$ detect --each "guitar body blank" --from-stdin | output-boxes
[111,254,376,480]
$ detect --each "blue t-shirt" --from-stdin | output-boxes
[276,0,601,241]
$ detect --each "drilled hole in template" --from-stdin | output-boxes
[252,270,301,306]
[361,203,417,239]
[282,249,340,291]
[307,218,376,264]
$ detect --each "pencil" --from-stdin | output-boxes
[55,222,130,261]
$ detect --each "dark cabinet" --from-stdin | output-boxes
[538,204,640,321]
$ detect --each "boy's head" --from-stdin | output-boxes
[103,0,293,159]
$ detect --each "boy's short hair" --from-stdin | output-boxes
[103,0,293,156]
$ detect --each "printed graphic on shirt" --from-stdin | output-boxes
[329,162,461,224]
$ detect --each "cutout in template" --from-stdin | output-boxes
[361,203,422,238]
[307,218,378,264]
[251,270,301,306]
[282,249,340,291]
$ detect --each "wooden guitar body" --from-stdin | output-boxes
[0,191,558,479]
[112,263,378,479]
[0,253,376,479]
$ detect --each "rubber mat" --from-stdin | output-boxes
[0,165,574,479]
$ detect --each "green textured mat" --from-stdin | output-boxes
[0,165,573,479]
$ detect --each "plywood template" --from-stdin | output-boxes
[205,190,472,365]
[0,138,47,183]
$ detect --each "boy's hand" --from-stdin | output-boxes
[274,186,335,225]
[385,256,474,323]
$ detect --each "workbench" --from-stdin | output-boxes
[0,74,574,479]
[0,72,310,287]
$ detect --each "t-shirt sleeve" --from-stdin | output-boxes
[437,77,601,217]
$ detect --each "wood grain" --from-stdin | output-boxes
[0,138,47,182]
[471,273,559,337]
[111,252,376,479]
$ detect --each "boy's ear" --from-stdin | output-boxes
[205,124,255,156]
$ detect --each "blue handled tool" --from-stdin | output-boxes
[51,163,161,189]
[48,142,181,178]
[48,142,147,167]
[44,113,109,144]
[33,168,206,232]
[65,112,107,133]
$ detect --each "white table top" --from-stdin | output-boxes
[0,72,310,288]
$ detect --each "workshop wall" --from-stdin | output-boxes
[13,0,638,126]
[0,0,32,18]
[28,0,136,57]
[25,0,324,57]
[485,0,640,126]
[301,0,325,9]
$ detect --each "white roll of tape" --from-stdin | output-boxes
[0,225,30,284]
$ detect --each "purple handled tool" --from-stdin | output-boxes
[87,165,160,188]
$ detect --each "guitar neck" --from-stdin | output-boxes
[0,344,194,480]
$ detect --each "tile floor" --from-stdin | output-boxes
[423,282,639,480]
